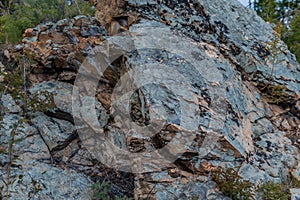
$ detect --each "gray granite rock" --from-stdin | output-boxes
[31,113,76,151]
[0,94,23,114]
[291,188,300,200]
[0,163,93,200]
[0,84,94,199]
[1,0,299,199]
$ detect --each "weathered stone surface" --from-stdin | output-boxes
[0,94,93,199]
[94,0,126,26]
[31,113,76,151]
[292,162,300,182]
[21,16,107,83]
[127,0,300,108]
[29,81,109,126]
[291,188,300,200]
[0,94,23,114]
[135,174,231,200]
[1,0,299,199]
[88,18,298,198]
[27,81,109,158]
[0,114,44,166]
[0,163,93,200]
[29,81,75,115]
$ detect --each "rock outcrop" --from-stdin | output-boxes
[21,16,107,83]
[0,0,299,199]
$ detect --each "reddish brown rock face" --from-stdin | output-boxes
[21,16,107,83]
[94,0,126,26]
[93,0,138,35]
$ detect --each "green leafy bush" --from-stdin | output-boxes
[0,0,95,44]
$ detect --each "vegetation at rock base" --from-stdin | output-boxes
[248,0,300,62]
[0,0,95,44]
[263,84,289,104]
[211,167,255,200]
[91,181,132,200]
[258,181,290,199]
[90,168,300,200]
[258,174,300,200]
[211,167,300,200]
[92,181,112,200]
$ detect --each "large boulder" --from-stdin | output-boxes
[1,0,299,199]
[75,16,299,198]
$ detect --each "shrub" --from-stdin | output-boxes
[211,167,255,200]
[210,167,300,200]
[92,181,111,200]
[258,181,290,200]
[0,0,95,44]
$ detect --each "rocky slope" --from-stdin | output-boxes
[0,0,300,199]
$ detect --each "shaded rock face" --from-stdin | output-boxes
[0,0,299,199]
